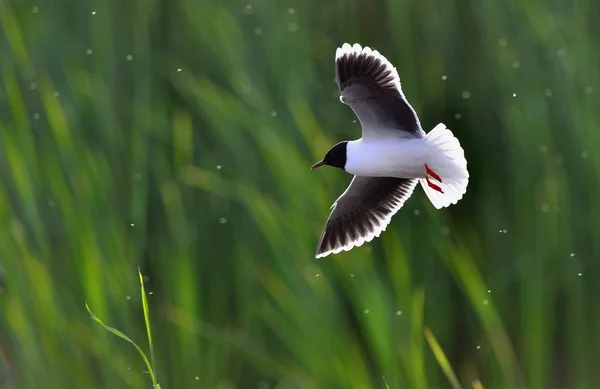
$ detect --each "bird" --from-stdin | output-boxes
[312,43,469,259]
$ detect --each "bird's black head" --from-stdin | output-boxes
[312,141,348,171]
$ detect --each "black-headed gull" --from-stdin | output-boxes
[312,43,469,258]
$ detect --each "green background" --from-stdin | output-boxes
[1,0,599,388]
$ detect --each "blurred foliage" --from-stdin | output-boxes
[1,0,600,388]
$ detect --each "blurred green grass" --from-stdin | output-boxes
[1,0,600,388]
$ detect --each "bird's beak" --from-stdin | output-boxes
[311,160,325,169]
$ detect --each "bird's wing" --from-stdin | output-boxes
[315,176,418,258]
[335,43,425,140]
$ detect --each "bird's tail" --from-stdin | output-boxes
[419,123,469,209]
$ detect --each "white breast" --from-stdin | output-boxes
[345,138,433,178]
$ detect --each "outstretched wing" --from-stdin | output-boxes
[316,176,418,258]
[335,43,425,139]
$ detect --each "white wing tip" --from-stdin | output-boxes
[315,233,374,259]
[336,42,364,59]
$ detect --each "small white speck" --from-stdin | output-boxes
[216,165,222,170]
[570,253,575,257]
[541,204,549,212]
[126,295,132,300]
[126,54,133,61]
[364,309,370,314]
[130,223,134,227]
[349,273,355,278]
[498,38,507,47]
[442,75,448,80]
[86,48,93,55]
[288,8,296,14]
[483,300,489,306]
[316,273,320,277]
[477,345,481,350]
[512,61,520,68]
[454,113,462,120]
[270,111,277,117]
[487,289,491,293]
[540,145,548,153]
[557,49,566,58]
[29,82,37,90]
[243,4,252,15]
[288,23,298,32]
[92,11,96,15]
[195,376,199,380]
[462,91,471,99]
[33,113,40,120]
[53,91,60,97]
[413,209,420,215]
[219,217,227,224]
[149,291,154,295]
[512,93,517,97]
[254,27,262,35]
[32,6,39,13]
[581,151,589,159]
[396,310,402,316]
[177,68,182,72]
[585,86,593,95]
[545,89,553,97]
[352,120,357,123]
[578,272,582,276]
[499,229,507,234]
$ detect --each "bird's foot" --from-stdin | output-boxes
[425,164,442,182]
[425,164,444,193]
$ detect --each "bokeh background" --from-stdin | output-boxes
[1,0,600,388]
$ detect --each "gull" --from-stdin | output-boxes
[312,43,469,258]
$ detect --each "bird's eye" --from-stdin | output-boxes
[339,95,346,104]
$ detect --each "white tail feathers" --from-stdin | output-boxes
[419,123,469,209]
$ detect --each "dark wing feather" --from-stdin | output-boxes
[335,43,424,139]
[316,176,418,258]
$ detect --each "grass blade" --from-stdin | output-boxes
[472,379,485,389]
[85,269,161,388]
[138,267,158,382]
[424,327,463,389]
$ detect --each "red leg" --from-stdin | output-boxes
[426,177,444,193]
[425,164,442,182]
